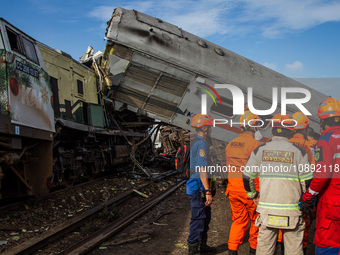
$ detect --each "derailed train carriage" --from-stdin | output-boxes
[0,18,154,200]
[97,7,328,144]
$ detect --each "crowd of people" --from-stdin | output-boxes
[186,97,340,255]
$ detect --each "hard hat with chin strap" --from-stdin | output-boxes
[239,110,260,127]
[191,114,214,128]
[270,113,295,131]
[318,97,340,119]
[292,112,311,129]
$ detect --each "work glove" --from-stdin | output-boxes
[299,197,314,223]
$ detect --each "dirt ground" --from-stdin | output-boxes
[0,174,316,255]
[90,180,229,255]
[90,180,316,255]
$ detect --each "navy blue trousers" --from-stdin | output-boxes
[187,191,212,244]
[315,246,340,255]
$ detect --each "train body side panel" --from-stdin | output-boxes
[38,44,100,125]
[103,8,327,142]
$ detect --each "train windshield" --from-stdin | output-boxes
[22,37,38,63]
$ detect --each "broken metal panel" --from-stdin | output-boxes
[125,63,159,89]
[114,86,148,109]
[122,62,189,101]
[104,47,193,121]
[144,96,178,119]
[155,75,188,97]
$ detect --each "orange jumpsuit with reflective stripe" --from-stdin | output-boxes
[225,133,261,251]
[289,133,315,249]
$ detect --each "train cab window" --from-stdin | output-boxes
[77,80,84,95]
[210,96,234,118]
[22,37,38,63]
[6,28,22,52]
[6,27,39,64]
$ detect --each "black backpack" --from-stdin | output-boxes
[175,138,199,180]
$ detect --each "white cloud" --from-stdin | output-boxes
[285,61,304,71]
[88,0,232,38]
[88,6,115,22]
[233,0,340,37]
[88,0,340,38]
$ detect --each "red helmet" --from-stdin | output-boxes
[318,97,340,119]
[191,114,214,128]
[292,112,310,129]
[270,113,295,130]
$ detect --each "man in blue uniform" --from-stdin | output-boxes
[187,113,217,255]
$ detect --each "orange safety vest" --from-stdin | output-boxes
[289,133,315,165]
[225,133,261,194]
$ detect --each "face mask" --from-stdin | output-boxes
[255,130,263,141]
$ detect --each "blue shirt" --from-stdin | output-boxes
[186,135,208,195]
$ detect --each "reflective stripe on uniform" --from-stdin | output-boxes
[246,189,257,199]
[308,187,319,196]
[259,172,313,181]
[243,170,257,179]
[258,201,300,210]
[333,153,340,159]
[299,172,314,181]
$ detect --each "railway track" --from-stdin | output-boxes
[64,180,185,255]
[1,171,182,254]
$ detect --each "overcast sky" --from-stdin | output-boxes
[2,0,340,99]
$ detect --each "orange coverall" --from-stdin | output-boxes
[308,136,317,147]
[225,133,261,251]
[289,133,316,249]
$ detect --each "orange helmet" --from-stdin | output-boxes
[292,112,311,129]
[191,114,214,128]
[239,110,260,127]
[270,113,295,130]
[318,97,340,119]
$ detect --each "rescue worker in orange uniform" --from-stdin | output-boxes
[290,112,316,254]
[225,110,261,255]
[301,97,340,254]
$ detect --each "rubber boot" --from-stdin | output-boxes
[199,237,217,254]
[249,247,256,255]
[188,242,200,255]
[228,250,238,255]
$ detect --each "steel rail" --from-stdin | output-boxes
[64,180,186,255]
[2,181,151,255]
